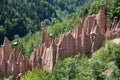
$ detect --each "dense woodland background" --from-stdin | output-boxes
[0,0,86,44]
[0,0,120,79]
[0,0,88,56]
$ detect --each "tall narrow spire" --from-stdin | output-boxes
[112,17,118,30]
[1,45,7,77]
[77,18,84,35]
[1,45,6,61]
[42,22,47,43]
[13,42,19,62]
[96,5,107,34]
[0,48,2,63]
[3,37,12,61]
[115,20,120,30]
[41,22,49,47]
[7,53,16,77]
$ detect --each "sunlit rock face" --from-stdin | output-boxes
[1,5,119,80]
[0,48,2,63]
[0,38,31,80]
[56,33,75,60]
[91,24,105,52]
[7,53,17,79]
[42,41,57,71]
[106,17,120,39]
[30,5,107,71]
[81,29,92,57]
[3,37,12,61]
[96,5,107,35]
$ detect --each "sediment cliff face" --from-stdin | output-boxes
[0,38,30,79]
[106,17,120,39]
[0,5,119,80]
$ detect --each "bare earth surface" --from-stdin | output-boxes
[111,38,120,44]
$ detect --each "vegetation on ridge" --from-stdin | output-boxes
[0,0,120,58]
[0,0,87,44]
[0,0,120,80]
[21,41,120,80]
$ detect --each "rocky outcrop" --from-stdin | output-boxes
[7,53,17,78]
[30,5,106,71]
[106,17,120,39]
[96,5,107,34]
[42,41,57,71]
[1,5,119,79]
[3,37,12,61]
[81,29,91,57]
[0,48,2,63]
[56,33,76,60]
[91,24,105,52]
[0,39,30,80]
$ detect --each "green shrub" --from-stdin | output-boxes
[11,32,41,57]
[21,69,55,80]
[53,58,79,80]
[53,55,92,80]
[21,71,40,80]
[21,41,120,80]
[53,41,120,80]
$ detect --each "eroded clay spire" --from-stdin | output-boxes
[13,42,19,62]
[0,48,2,63]
[96,5,107,34]
[77,18,84,35]
[41,22,49,47]
[112,17,118,30]
[3,37,12,61]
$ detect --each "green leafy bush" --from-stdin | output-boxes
[11,32,41,57]
[21,41,120,80]
[53,58,79,80]
[21,69,55,80]
[53,41,120,80]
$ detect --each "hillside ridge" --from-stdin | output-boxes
[0,5,120,80]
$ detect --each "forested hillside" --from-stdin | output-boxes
[20,0,120,80]
[48,0,120,37]
[47,0,86,13]
[21,41,120,80]
[0,0,87,44]
[0,0,120,56]
[0,0,56,44]
[0,0,120,80]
